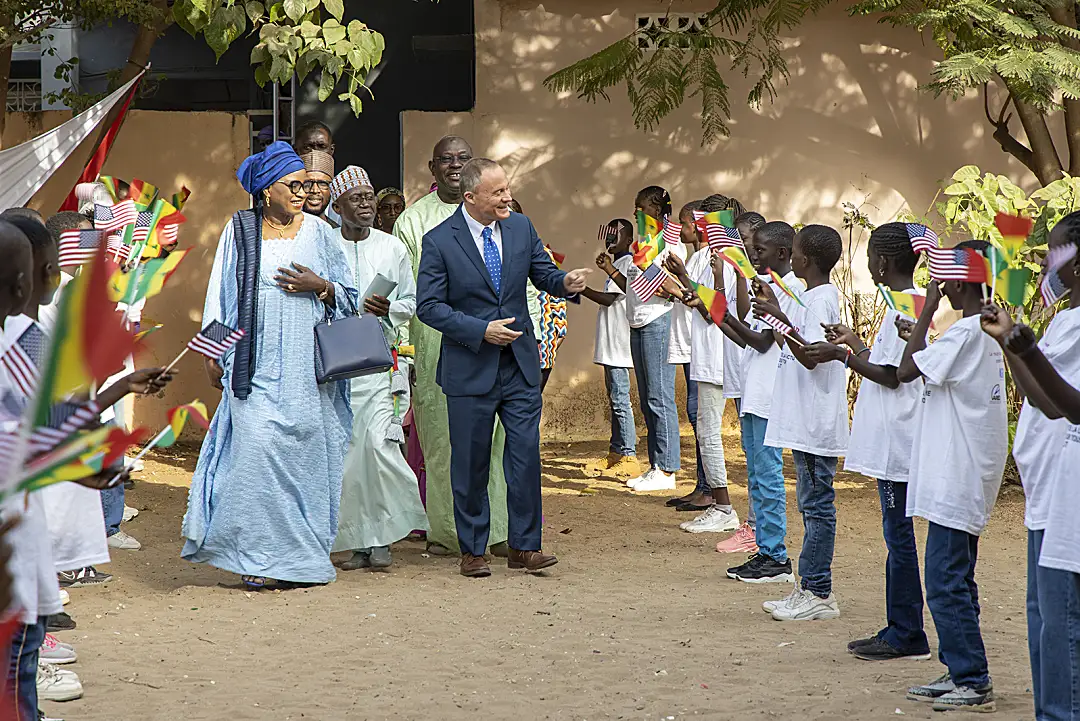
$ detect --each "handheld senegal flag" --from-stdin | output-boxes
[170,186,191,211]
[994,212,1032,264]
[108,249,189,304]
[689,280,728,326]
[720,245,757,280]
[636,209,661,240]
[16,426,147,495]
[128,179,159,210]
[995,267,1032,307]
[768,268,805,307]
[158,401,210,448]
[134,323,163,344]
[877,284,925,320]
[632,210,665,269]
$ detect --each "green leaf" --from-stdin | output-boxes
[347,20,366,42]
[322,19,346,45]
[250,43,269,64]
[952,165,981,182]
[324,0,344,21]
[254,64,270,87]
[346,47,367,70]
[190,0,210,13]
[306,0,320,10]
[371,31,385,63]
[318,70,336,101]
[283,0,305,22]
[943,182,968,195]
[298,20,320,38]
[295,53,314,83]
[268,2,285,22]
[205,8,237,61]
[173,0,209,36]
[334,39,353,57]
[245,1,265,24]
[349,91,363,116]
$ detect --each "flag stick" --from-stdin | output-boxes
[105,424,169,486]
[159,347,188,376]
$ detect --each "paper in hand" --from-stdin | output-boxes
[362,273,398,305]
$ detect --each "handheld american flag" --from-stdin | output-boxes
[0,322,46,397]
[760,312,794,337]
[698,222,743,253]
[58,229,103,267]
[93,200,138,233]
[662,219,682,247]
[1041,243,1077,307]
[187,321,245,360]
[925,247,990,283]
[30,400,101,453]
[630,264,667,303]
[906,224,939,254]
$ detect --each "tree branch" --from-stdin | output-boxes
[1003,78,1064,185]
[1048,3,1080,174]
[981,84,1038,176]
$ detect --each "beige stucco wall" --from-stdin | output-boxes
[401,0,1036,441]
[7,109,250,442]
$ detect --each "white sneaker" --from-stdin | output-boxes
[626,467,654,489]
[122,505,139,522]
[684,506,740,533]
[39,634,77,665]
[107,530,142,550]
[770,590,840,621]
[37,662,83,701]
[59,588,69,606]
[763,586,806,614]
[679,506,711,531]
[632,469,676,492]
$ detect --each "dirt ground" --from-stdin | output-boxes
[43,429,1034,721]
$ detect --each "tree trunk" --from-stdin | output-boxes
[120,0,173,84]
[1012,98,1065,186]
[1047,4,1080,174]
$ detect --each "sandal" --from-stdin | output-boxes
[242,575,266,590]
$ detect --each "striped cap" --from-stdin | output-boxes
[301,150,334,177]
[330,166,372,201]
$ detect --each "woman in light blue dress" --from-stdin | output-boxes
[182,142,358,589]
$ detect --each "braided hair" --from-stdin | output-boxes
[701,193,747,217]
[869,222,919,274]
[735,211,765,232]
[1052,210,1080,250]
[637,185,673,220]
[680,199,703,218]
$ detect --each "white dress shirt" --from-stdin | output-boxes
[462,205,504,260]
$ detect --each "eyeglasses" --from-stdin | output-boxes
[344,192,377,204]
[274,180,315,195]
[434,153,472,165]
[309,180,331,191]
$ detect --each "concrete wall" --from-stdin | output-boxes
[8,109,251,442]
[401,0,1036,441]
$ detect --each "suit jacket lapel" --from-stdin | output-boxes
[451,208,498,296]
[498,218,513,300]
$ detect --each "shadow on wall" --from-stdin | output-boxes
[404,0,1043,442]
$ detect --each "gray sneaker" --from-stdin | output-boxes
[931,684,995,712]
[906,673,955,702]
[340,551,371,571]
[370,546,392,568]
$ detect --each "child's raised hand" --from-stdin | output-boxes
[979,302,1014,342]
[894,316,915,341]
[752,278,778,305]
[925,280,942,308]
[683,290,703,308]
[822,323,857,348]
[595,252,615,274]
[663,253,686,276]
[751,297,781,319]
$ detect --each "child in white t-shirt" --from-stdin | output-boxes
[896,240,1006,713]
[752,225,848,621]
[979,213,1080,720]
[583,219,639,479]
[803,222,930,659]
[723,221,804,584]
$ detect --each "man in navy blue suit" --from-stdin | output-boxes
[416,158,590,577]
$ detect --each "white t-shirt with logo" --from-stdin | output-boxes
[905,314,1008,535]
[667,246,700,365]
[688,251,725,387]
[1013,307,1080,530]
[845,290,925,482]
[593,254,634,368]
[722,271,746,400]
[739,271,804,420]
[764,284,849,456]
[623,242,686,329]
[1040,421,1080,574]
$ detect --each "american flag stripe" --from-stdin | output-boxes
[28,400,101,453]
[58,229,103,266]
[698,222,744,252]
[760,312,793,336]
[629,264,666,303]
[1041,243,1077,306]
[0,323,45,397]
[662,220,682,246]
[925,248,989,282]
[94,200,138,233]
[187,321,245,360]
[906,223,939,254]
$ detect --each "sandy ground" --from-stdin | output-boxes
[43,429,1034,721]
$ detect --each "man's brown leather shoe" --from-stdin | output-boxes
[507,548,558,572]
[460,553,491,578]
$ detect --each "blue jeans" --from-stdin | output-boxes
[792,451,836,597]
[680,365,708,494]
[602,366,636,457]
[629,315,679,472]
[6,617,45,721]
[101,482,124,537]
[924,522,989,688]
[876,480,929,653]
[740,413,785,562]
[735,399,756,529]
[1027,529,1080,720]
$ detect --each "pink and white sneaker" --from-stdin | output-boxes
[715,522,758,554]
[39,633,77,665]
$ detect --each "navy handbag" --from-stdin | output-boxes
[313,311,394,384]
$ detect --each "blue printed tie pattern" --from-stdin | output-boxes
[482,226,501,294]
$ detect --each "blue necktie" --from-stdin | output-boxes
[482,226,501,294]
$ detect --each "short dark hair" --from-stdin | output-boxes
[636,185,672,219]
[608,218,633,239]
[756,221,795,251]
[796,224,843,274]
[295,120,331,139]
[869,222,919,274]
[6,215,54,265]
[952,239,993,292]
[46,211,87,244]
[1,207,43,225]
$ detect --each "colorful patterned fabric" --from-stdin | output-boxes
[536,246,568,370]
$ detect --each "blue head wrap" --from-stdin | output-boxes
[236,140,305,195]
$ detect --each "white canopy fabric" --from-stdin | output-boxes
[0,73,143,212]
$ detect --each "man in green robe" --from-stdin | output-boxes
[393,136,509,555]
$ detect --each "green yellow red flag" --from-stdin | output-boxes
[108,249,189,304]
[993,212,1032,264]
[720,246,757,280]
[689,280,728,326]
[877,284,925,320]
